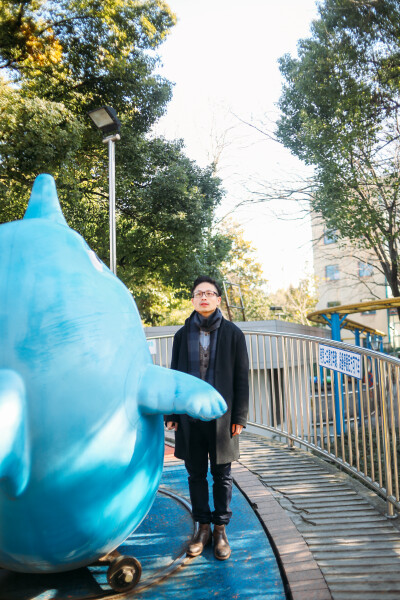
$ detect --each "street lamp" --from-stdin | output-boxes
[88,106,121,275]
[270,306,284,319]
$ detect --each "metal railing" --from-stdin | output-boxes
[147,330,400,517]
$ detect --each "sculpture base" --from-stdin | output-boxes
[0,487,194,600]
[0,463,287,600]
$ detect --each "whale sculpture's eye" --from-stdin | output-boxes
[87,249,104,272]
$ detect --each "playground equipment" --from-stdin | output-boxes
[307,297,400,347]
[0,174,226,588]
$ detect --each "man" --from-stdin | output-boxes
[165,275,249,561]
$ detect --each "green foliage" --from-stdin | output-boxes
[218,221,269,321]
[115,136,230,294]
[131,280,192,326]
[140,222,270,325]
[241,288,271,322]
[220,220,265,286]
[0,0,176,117]
[0,79,83,181]
[269,277,318,326]
[0,1,234,324]
[277,0,400,302]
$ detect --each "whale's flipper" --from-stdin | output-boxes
[138,365,227,421]
[0,370,30,497]
[23,174,68,226]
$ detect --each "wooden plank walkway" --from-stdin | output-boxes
[238,432,400,600]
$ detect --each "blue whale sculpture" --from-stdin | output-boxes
[0,174,227,574]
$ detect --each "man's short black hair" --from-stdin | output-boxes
[191,275,222,297]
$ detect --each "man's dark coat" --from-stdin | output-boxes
[165,315,249,464]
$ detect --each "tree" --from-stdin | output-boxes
[219,221,270,321]
[143,221,271,325]
[277,0,400,315]
[0,1,230,317]
[269,276,318,326]
[115,137,231,305]
[131,280,192,326]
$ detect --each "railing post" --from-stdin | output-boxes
[354,329,362,427]
[282,337,294,449]
[331,313,345,436]
[378,362,396,518]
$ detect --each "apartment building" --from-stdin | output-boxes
[311,212,400,348]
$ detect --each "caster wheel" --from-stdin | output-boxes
[107,556,142,592]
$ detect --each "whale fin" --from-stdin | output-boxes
[0,370,30,497]
[23,173,68,226]
[137,365,227,421]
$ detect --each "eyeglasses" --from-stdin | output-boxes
[193,290,218,298]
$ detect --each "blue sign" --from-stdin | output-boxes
[319,344,362,380]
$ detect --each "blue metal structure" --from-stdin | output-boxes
[307,300,390,348]
[308,303,387,436]
[0,174,227,575]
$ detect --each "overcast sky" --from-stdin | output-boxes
[154,0,320,291]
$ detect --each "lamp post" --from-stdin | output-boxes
[88,106,121,275]
[270,306,284,319]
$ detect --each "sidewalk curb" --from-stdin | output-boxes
[232,461,332,600]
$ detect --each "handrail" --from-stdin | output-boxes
[147,329,400,517]
[308,296,400,318]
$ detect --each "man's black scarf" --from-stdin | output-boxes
[187,308,222,386]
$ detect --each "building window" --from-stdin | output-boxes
[327,301,341,308]
[359,261,373,277]
[361,298,376,315]
[325,265,340,280]
[324,228,337,244]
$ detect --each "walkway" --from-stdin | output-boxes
[236,432,400,600]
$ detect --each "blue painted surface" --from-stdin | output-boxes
[322,313,345,435]
[0,464,286,600]
[0,174,227,574]
[144,466,287,600]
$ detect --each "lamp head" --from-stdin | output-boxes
[88,106,121,136]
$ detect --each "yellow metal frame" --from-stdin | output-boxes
[307,297,400,336]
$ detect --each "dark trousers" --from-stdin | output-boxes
[184,420,233,525]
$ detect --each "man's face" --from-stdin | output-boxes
[191,282,221,318]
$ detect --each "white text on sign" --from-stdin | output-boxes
[319,345,362,380]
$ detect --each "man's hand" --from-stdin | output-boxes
[166,421,178,431]
[231,424,243,437]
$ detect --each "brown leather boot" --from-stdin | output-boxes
[213,524,231,560]
[187,523,211,557]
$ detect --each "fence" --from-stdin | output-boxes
[147,331,400,517]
